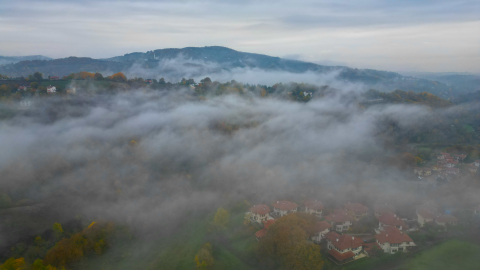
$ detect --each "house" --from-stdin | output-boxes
[263,219,276,229]
[437,152,450,160]
[474,160,480,167]
[304,200,324,218]
[376,213,408,233]
[66,88,76,94]
[18,86,27,91]
[311,221,332,243]
[50,76,60,80]
[454,154,467,162]
[375,226,415,254]
[467,164,478,173]
[435,214,458,227]
[272,201,298,217]
[432,164,445,171]
[326,231,365,265]
[446,168,459,175]
[47,86,56,93]
[249,204,271,223]
[474,205,480,215]
[445,160,458,168]
[413,167,423,176]
[145,79,153,84]
[423,167,432,176]
[344,202,369,220]
[374,203,396,217]
[255,228,267,240]
[325,209,354,232]
[416,208,437,227]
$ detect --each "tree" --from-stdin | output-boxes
[33,72,43,81]
[52,223,63,240]
[38,86,47,95]
[0,191,12,208]
[159,78,166,84]
[201,77,212,84]
[256,213,323,270]
[213,208,230,230]
[108,72,127,82]
[93,73,104,80]
[0,85,10,96]
[0,257,27,270]
[30,82,39,89]
[194,243,214,270]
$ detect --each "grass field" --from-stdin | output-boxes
[397,240,480,270]
[74,210,258,270]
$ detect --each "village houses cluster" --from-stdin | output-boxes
[414,152,480,181]
[248,198,479,265]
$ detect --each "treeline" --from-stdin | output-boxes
[0,221,117,270]
[364,89,452,108]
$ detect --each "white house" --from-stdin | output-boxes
[435,214,458,227]
[376,213,408,233]
[304,200,324,218]
[311,221,332,243]
[344,202,369,220]
[325,209,354,232]
[249,204,271,223]
[326,231,365,265]
[474,160,480,167]
[47,86,56,93]
[272,201,298,217]
[375,226,416,254]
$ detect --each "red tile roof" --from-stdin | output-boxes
[304,200,324,210]
[417,208,435,220]
[374,204,396,214]
[345,202,368,213]
[250,204,271,215]
[263,219,276,229]
[325,210,354,223]
[435,214,458,223]
[441,152,450,156]
[255,228,267,238]
[328,249,355,262]
[315,221,332,232]
[378,213,407,228]
[272,201,298,211]
[363,242,381,255]
[375,226,413,244]
[326,232,364,250]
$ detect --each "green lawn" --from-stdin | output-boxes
[73,210,258,270]
[398,240,480,270]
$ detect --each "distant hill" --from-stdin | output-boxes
[0,55,52,65]
[0,46,460,98]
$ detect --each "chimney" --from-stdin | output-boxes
[352,237,354,240]
[336,238,339,242]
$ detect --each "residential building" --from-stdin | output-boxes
[47,86,56,93]
[376,213,407,233]
[66,88,76,94]
[18,86,27,91]
[374,203,396,217]
[454,154,467,162]
[325,209,354,232]
[375,226,415,254]
[344,202,368,220]
[263,219,276,229]
[423,167,432,176]
[446,168,459,175]
[445,160,458,168]
[435,214,458,227]
[250,204,271,223]
[255,228,267,240]
[272,201,298,217]
[474,160,480,167]
[311,221,332,243]
[326,231,365,265]
[304,200,324,218]
[50,76,60,80]
[413,167,423,176]
[467,164,478,173]
[416,207,437,227]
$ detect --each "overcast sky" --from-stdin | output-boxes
[0,0,479,72]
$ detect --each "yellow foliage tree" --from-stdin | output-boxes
[213,208,230,230]
[194,243,214,270]
[0,257,26,270]
[108,72,127,82]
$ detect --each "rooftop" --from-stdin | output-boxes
[326,231,364,250]
[250,204,271,215]
[272,200,298,211]
[375,226,413,244]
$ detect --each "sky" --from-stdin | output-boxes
[0,0,479,73]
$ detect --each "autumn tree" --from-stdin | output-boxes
[212,208,230,230]
[108,72,127,82]
[194,243,214,270]
[0,257,27,270]
[52,223,63,240]
[256,213,323,270]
